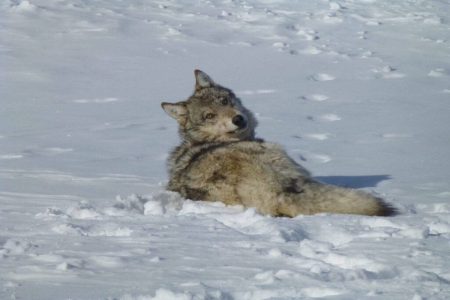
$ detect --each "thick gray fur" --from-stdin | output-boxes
[161,70,396,217]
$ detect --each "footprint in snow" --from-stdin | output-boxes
[300,46,322,55]
[372,66,405,79]
[297,29,319,41]
[358,31,368,40]
[272,42,289,51]
[305,133,331,141]
[319,113,341,122]
[272,42,300,56]
[318,12,344,24]
[283,24,319,40]
[306,114,341,123]
[309,73,336,82]
[300,94,329,101]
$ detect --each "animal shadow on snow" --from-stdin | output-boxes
[314,175,391,189]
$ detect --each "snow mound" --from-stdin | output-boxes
[113,192,307,242]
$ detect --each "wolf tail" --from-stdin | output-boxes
[280,181,397,217]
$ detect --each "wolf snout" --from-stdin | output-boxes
[232,114,247,129]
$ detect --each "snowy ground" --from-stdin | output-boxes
[1,0,450,299]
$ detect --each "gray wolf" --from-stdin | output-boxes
[161,70,396,217]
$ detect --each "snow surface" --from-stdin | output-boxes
[1,0,450,299]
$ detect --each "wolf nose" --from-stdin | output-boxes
[232,114,247,129]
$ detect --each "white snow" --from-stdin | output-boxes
[1,0,450,299]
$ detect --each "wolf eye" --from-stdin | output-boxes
[220,98,229,106]
[204,113,215,120]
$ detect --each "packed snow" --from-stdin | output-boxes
[1,0,450,299]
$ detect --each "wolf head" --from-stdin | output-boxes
[161,70,257,144]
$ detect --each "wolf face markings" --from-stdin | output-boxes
[162,70,257,144]
[161,70,396,217]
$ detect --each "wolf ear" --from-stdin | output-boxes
[161,102,187,124]
[195,69,215,89]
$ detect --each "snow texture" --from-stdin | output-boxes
[1,0,450,299]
